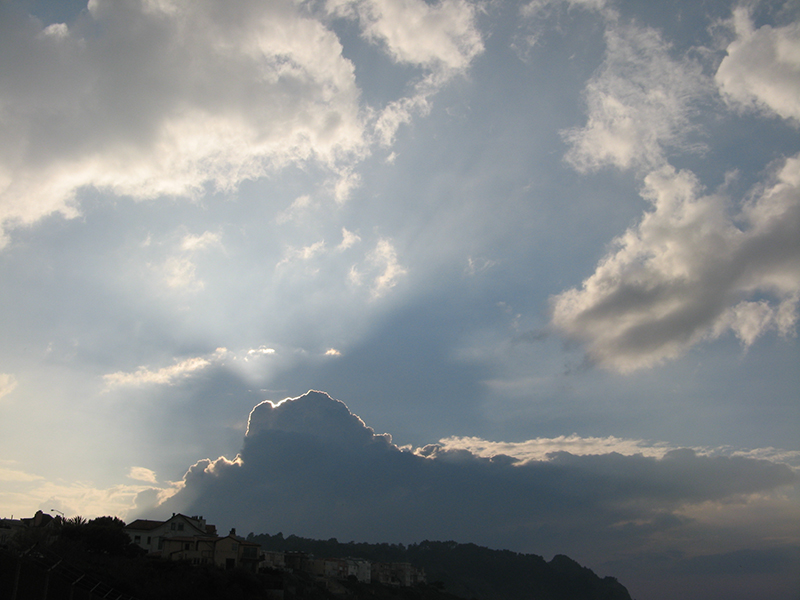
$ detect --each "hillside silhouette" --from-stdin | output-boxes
[1,515,632,600]
[250,532,632,600]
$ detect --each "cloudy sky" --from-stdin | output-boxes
[1,0,798,598]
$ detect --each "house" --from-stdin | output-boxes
[124,513,215,554]
[159,530,261,571]
[371,562,425,586]
[319,557,371,583]
[212,530,261,571]
[262,550,286,570]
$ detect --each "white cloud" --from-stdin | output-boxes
[152,230,224,291]
[368,238,407,298]
[127,466,158,484]
[0,466,44,483]
[0,0,486,248]
[521,0,607,19]
[328,0,483,71]
[373,87,434,146]
[180,231,223,253]
[551,157,800,371]
[716,8,800,122]
[275,195,315,224]
[276,239,327,268]
[326,0,483,147]
[0,0,368,248]
[247,346,276,357]
[0,373,17,402]
[437,434,675,462]
[338,227,361,251]
[103,351,224,388]
[465,256,496,276]
[0,478,166,521]
[563,22,708,172]
[438,435,800,468]
[159,255,204,291]
[333,168,361,203]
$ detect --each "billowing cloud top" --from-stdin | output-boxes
[245,389,391,447]
[0,0,483,246]
[148,391,799,600]
[549,6,800,371]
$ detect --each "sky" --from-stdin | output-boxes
[0,0,798,598]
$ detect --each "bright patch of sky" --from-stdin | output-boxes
[1,1,798,598]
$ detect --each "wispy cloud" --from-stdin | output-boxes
[127,466,158,484]
[276,240,327,269]
[0,466,44,483]
[0,373,17,402]
[337,227,361,251]
[436,434,676,462]
[103,352,224,388]
[368,238,407,298]
[563,20,708,173]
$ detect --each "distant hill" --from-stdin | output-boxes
[249,533,632,600]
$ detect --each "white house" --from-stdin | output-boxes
[124,513,215,554]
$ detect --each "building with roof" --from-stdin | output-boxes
[161,530,261,571]
[124,513,215,554]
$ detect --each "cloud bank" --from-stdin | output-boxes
[549,7,800,371]
[0,0,483,247]
[149,391,799,600]
[551,158,800,371]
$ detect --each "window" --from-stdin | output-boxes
[177,523,184,531]
[170,523,176,530]
[147,536,151,545]
[134,535,141,543]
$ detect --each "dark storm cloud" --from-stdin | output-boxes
[152,391,798,599]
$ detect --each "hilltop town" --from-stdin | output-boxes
[1,510,630,600]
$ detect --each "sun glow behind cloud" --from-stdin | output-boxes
[0,2,798,598]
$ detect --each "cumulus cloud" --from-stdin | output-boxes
[152,391,798,590]
[0,0,373,248]
[563,21,707,172]
[716,8,800,122]
[0,0,485,248]
[551,156,800,371]
[328,0,483,71]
